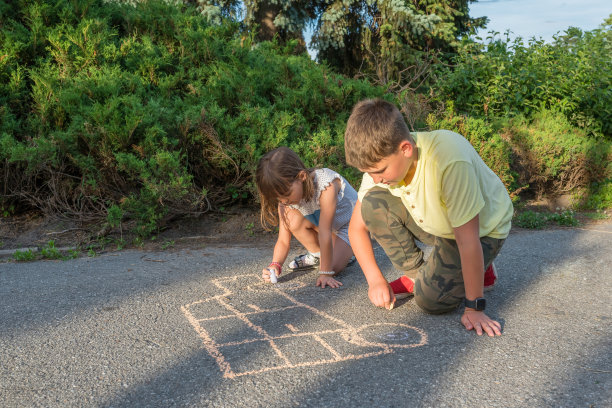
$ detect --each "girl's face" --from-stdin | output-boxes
[278,179,303,206]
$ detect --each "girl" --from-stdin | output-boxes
[256,147,358,288]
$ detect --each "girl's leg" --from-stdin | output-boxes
[284,207,353,273]
[284,208,320,253]
[330,234,354,274]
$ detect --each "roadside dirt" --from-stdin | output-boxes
[0,207,279,256]
[0,201,609,258]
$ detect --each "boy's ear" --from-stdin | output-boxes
[399,140,415,157]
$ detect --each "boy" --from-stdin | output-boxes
[344,99,513,336]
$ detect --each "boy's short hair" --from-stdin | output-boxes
[344,99,413,169]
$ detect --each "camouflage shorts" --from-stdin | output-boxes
[361,187,505,314]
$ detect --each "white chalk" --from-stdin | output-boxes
[268,268,278,284]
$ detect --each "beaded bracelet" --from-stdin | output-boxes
[318,270,335,275]
[268,262,282,275]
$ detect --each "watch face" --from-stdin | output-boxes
[465,297,486,311]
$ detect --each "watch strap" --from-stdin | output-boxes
[464,297,486,311]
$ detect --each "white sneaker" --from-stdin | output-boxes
[288,253,320,271]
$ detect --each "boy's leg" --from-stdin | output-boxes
[361,187,435,279]
[413,236,505,314]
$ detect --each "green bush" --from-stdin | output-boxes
[0,0,383,235]
[426,103,612,202]
[504,109,611,196]
[577,179,612,211]
[435,17,612,138]
[548,210,579,227]
[2,0,609,239]
[426,103,517,193]
[41,240,62,260]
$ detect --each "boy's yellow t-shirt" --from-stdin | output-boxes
[357,130,513,239]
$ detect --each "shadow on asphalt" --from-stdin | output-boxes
[104,228,610,407]
[2,226,611,407]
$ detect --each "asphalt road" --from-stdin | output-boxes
[1,223,611,407]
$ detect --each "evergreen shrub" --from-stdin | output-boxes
[504,109,611,198]
[0,0,383,234]
[426,104,517,193]
[435,17,612,139]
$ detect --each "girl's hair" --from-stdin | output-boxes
[256,147,315,229]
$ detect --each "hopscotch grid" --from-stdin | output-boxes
[216,297,293,367]
[195,304,303,322]
[181,305,234,378]
[311,334,342,359]
[182,274,428,379]
[218,328,355,347]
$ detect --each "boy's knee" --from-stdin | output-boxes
[413,279,462,314]
[361,188,407,230]
[414,293,460,314]
[361,187,394,215]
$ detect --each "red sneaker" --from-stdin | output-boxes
[389,276,415,299]
[484,262,498,292]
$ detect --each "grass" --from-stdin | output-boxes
[13,249,36,262]
[514,209,579,229]
[41,241,62,260]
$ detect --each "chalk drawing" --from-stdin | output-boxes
[181,274,427,378]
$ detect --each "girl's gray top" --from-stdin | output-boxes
[289,168,357,244]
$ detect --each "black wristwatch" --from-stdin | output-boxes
[464,297,486,311]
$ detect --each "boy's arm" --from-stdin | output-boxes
[453,215,502,336]
[349,200,396,309]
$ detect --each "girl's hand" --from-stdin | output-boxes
[261,266,280,282]
[316,274,343,289]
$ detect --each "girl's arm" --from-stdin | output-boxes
[316,178,341,274]
[262,205,292,281]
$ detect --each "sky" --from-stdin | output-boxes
[469,0,611,43]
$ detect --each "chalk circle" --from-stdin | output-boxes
[342,323,427,349]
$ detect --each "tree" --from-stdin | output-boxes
[195,0,320,44]
[313,0,486,77]
[194,0,486,77]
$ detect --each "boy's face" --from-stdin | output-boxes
[361,141,415,186]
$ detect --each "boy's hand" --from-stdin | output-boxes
[368,281,396,310]
[316,275,342,289]
[461,310,502,336]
